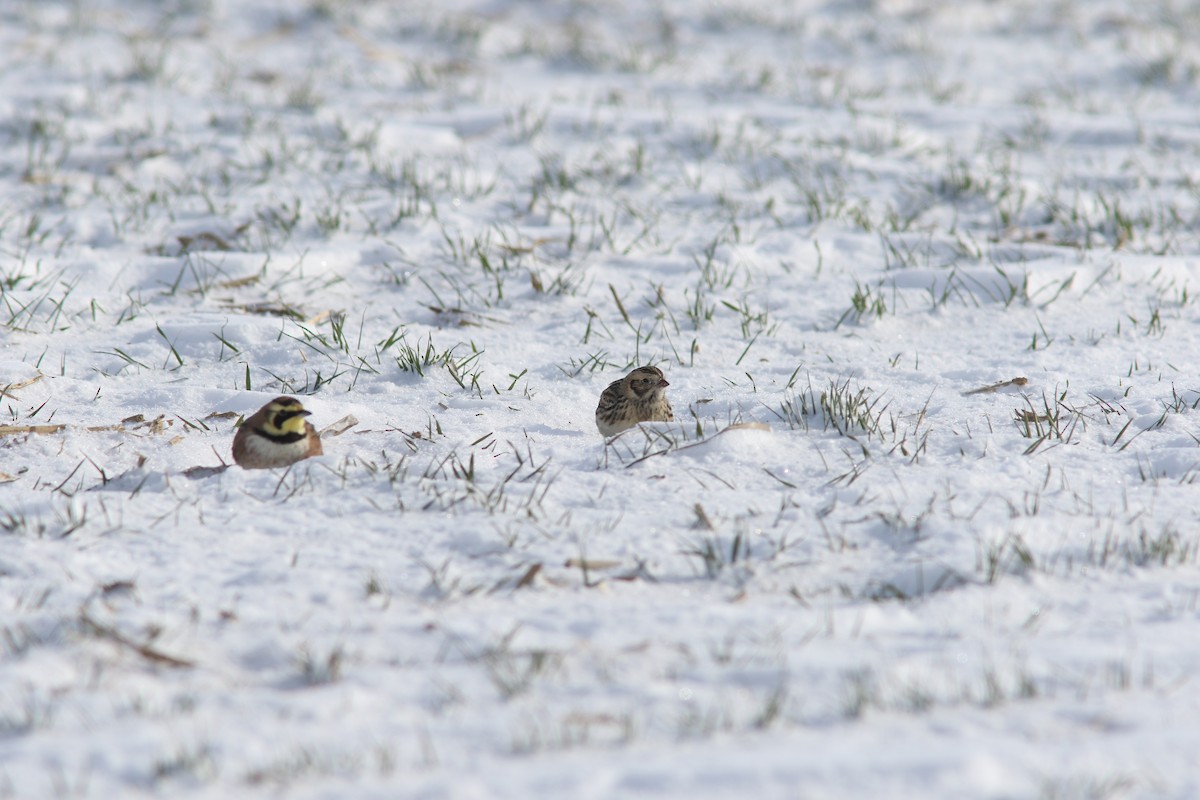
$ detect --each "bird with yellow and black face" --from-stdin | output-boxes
[232,396,323,469]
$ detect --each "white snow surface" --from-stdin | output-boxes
[3,0,1200,797]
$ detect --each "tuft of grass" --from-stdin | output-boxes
[482,646,562,699]
[1013,386,1085,453]
[155,324,184,369]
[835,280,890,328]
[0,498,90,538]
[772,377,889,442]
[0,690,56,736]
[680,528,752,580]
[394,332,482,386]
[296,644,344,686]
[978,533,1035,584]
[151,743,216,785]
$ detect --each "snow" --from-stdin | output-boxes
[3,0,1200,797]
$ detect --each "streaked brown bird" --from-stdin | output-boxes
[595,365,674,437]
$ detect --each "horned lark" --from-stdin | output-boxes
[232,396,323,469]
[595,365,674,436]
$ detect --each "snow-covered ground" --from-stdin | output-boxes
[3,0,1200,796]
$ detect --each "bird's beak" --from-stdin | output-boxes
[297,409,312,417]
[659,379,669,387]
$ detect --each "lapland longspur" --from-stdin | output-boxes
[595,365,674,436]
[232,396,323,469]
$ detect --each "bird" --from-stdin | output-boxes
[232,396,323,469]
[595,365,674,436]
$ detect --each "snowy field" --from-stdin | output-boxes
[3,0,1200,797]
